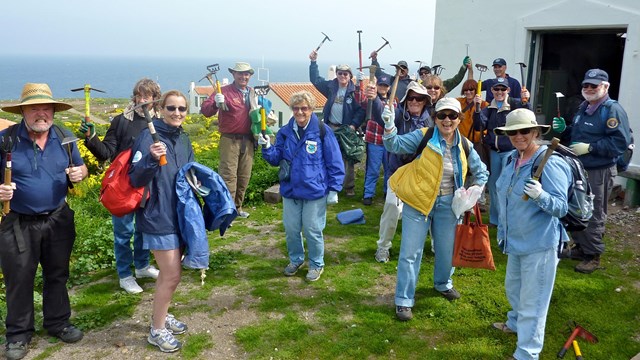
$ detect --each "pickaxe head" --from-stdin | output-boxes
[358,65,376,72]
[475,63,488,73]
[206,64,221,74]
[131,99,162,111]
[321,32,332,42]
[574,324,598,343]
[516,62,527,69]
[60,136,80,146]
[381,37,391,49]
[315,32,332,52]
[70,85,106,94]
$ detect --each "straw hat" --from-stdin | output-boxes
[494,108,550,136]
[228,62,255,75]
[1,83,72,114]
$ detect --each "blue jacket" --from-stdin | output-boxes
[129,120,195,235]
[309,61,365,128]
[262,114,345,200]
[481,75,522,103]
[473,96,531,152]
[569,97,631,170]
[496,146,572,255]
[175,162,237,269]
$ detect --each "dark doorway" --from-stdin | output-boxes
[532,30,626,130]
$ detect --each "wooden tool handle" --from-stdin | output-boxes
[3,153,11,214]
[523,138,560,200]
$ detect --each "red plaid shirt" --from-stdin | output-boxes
[365,120,384,145]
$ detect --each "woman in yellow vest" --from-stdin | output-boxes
[380,97,489,321]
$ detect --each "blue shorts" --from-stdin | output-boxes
[142,232,180,250]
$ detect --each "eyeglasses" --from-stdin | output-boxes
[406,95,428,102]
[505,128,533,136]
[582,83,600,89]
[292,106,310,113]
[337,71,351,77]
[462,88,476,92]
[492,87,508,92]
[165,105,187,112]
[426,86,441,90]
[435,112,459,120]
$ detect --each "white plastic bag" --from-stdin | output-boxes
[451,185,484,218]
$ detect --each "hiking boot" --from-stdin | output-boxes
[237,211,250,219]
[135,265,160,279]
[575,255,601,274]
[560,246,586,261]
[362,197,373,206]
[345,189,355,197]
[395,306,413,321]
[438,288,461,301]
[148,327,182,353]
[165,314,188,335]
[5,341,28,360]
[51,325,83,343]
[492,322,516,334]
[283,262,304,276]
[306,267,324,282]
[120,276,143,294]
[375,248,390,263]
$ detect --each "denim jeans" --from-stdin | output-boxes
[282,196,327,270]
[395,195,457,307]
[363,143,389,199]
[505,247,558,360]
[489,150,511,225]
[113,213,149,278]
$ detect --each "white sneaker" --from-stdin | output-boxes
[136,265,160,279]
[119,276,143,294]
[237,211,250,218]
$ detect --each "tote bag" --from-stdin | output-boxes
[452,204,495,271]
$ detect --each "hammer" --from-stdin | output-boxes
[315,32,332,52]
[516,62,528,104]
[359,65,377,121]
[369,37,391,58]
[71,84,106,137]
[558,323,598,358]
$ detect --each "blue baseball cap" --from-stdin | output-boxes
[582,69,609,85]
[377,75,391,86]
[492,58,507,66]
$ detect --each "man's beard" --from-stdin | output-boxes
[582,86,607,102]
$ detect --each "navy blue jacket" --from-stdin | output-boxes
[474,96,531,152]
[309,62,365,128]
[129,120,195,235]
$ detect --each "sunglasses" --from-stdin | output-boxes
[462,88,476,92]
[292,106,310,113]
[165,105,187,112]
[435,112,459,120]
[337,71,351,77]
[426,86,441,90]
[582,83,600,89]
[492,87,508,92]
[505,128,533,136]
[419,71,430,76]
[406,95,428,102]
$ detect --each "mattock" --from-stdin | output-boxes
[199,64,228,111]
[70,84,106,136]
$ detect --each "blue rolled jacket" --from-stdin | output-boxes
[309,61,365,128]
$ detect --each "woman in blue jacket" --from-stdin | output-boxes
[129,90,194,353]
[492,109,572,360]
[258,91,345,282]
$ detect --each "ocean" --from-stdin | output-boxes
[0,56,316,100]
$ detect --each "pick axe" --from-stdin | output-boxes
[359,65,377,121]
[557,322,598,358]
[522,137,560,201]
[199,64,228,111]
[70,84,106,137]
[315,32,332,52]
[475,63,488,112]
[388,64,403,108]
[369,37,391,58]
[254,85,270,136]
[516,62,529,104]
[132,100,167,166]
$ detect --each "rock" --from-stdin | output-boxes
[264,184,281,204]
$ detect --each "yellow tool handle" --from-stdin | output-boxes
[84,84,91,118]
[476,80,483,112]
[572,340,583,359]
[216,81,222,94]
[260,108,267,133]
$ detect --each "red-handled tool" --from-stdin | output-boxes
[558,323,598,358]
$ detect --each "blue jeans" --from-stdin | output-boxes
[489,150,511,225]
[505,247,558,360]
[363,143,389,198]
[113,213,149,278]
[395,195,457,307]
[282,196,327,270]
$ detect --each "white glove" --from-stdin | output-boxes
[214,93,225,106]
[570,142,590,155]
[523,179,543,199]
[382,105,395,129]
[356,71,365,82]
[327,191,338,204]
[257,134,271,149]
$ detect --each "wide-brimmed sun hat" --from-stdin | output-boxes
[400,81,430,103]
[494,108,550,136]
[228,62,255,75]
[1,83,73,114]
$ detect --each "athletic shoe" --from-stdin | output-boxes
[283,262,304,276]
[5,341,28,360]
[148,327,181,353]
[492,322,516,334]
[165,314,188,335]
[396,306,413,321]
[438,288,461,301]
[135,265,159,279]
[51,325,83,343]
[237,211,250,218]
[119,276,143,294]
[375,248,390,263]
[306,267,324,282]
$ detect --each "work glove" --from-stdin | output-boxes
[257,134,271,149]
[463,56,472,66]
[215,93,225,108]
[523,179,543,200]
[356,71,365,83]
[570,142,591,155]
[552,117,566,133]
[79,118,96,139]
[327,191,338,204]
[382,105,395,129]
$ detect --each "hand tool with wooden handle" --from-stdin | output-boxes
[523,137,560,200]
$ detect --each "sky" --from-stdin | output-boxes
[4,0,436,66]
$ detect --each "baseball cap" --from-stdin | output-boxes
[435,97,462,113]
[391,60,409,70]
[491,77,509,88]
[419,66,431,75]
[377,75,391,86]
[492,58,507,66]
[582,69,609,85]
[335,64,352,76]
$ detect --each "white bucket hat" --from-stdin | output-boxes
[228,62,254,75]
[494,108,550,136]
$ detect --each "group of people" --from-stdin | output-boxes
[0,49,630,359]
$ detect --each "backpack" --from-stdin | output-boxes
[410,127,471,163]
[531,147,594,232]
[99,148,149,217]
[591,99,634,172]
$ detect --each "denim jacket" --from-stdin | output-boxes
[495,146,572,255]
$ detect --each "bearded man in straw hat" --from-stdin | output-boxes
[0,83,88,359]
[201,62,258,219]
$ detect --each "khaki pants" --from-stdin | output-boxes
[218,134,254,211]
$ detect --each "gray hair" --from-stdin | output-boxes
[290,91,316,110]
